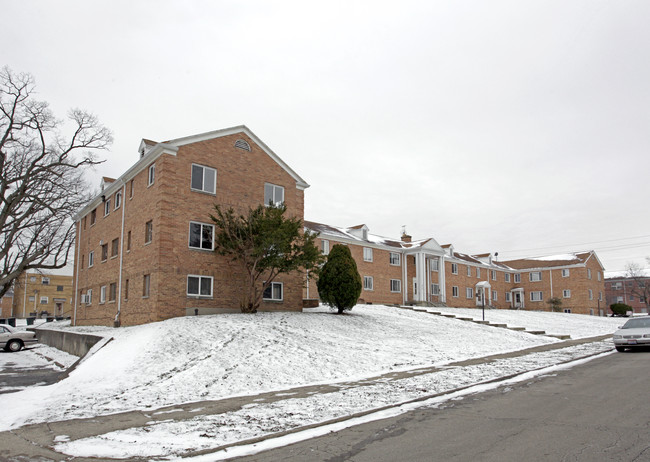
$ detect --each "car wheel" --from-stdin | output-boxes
[615,346,626,352]
[6,340,23,352]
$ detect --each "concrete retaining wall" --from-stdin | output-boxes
[34,328,105,357]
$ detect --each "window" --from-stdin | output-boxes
[492,290,497,301]
[42,277,50,285]
[88,251,94,268]
[127,231,131,251]
[145,220,153,244]
[514,274,521,283]
[505,273,511,282]
[40,296,48,304]
[30,276,36,282]
[264,183,284,206]
[90,208,96,225]
[143,274,151,297]
[564,309,572,314]
[529,272,542,282]
[87,289,92,305]
[587,269,592,279]
[530,291,543,302]
[589,289,593,300]
[114,191,122,209]
[101,244,108,261]
[100,285,106,303]
[104,199,111,216]
[364,276,374,291]
[148,164,155,186]
[189,222,214,250]
[612,282,622,290]
[124,279,129,300]
[129,179,134,198]
[322,240,330,255]
[467,266,471,276]
[617,296,624,303]
[191,164,217,194]
[451,263,458,274]
[563,289,571,298]
[28,295,35,302]
[109,283,117,302]
[466,288,473,299]
[187,275,213,297]
[390,252,400,266]
[390,279,401,293]
[452,286,459,297]
[562,269,570,277]
[597,271,602,281]
[363,247,373,262]
[476,268,481,278]
[432,283,440,295]
[599,291,603,301]
[263,281,283,301]
[83,216,86,230]
[111,238,119,257]
[57,285,63,292]
[491,270,496,281]
[431,259,439,272]
[505,292,512,302]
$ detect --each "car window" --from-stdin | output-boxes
[623,318,650,329]
[0,326,7,333]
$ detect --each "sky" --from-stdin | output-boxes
[3,0,650,273]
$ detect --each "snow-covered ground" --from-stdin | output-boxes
[0,305,620,436]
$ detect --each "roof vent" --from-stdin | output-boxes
[234,139,251,152]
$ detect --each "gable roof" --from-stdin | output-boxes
[502,251,594,270]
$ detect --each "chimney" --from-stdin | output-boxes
[401,233,412,243]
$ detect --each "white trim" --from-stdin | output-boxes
[263,281,283,301]
[187,274,214,298]
[190,163,217,195]
[188,221,215,251]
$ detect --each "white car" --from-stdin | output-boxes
[0,324,38,352]
[613,317,650,352]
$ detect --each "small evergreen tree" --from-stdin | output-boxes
[547,297,562,312]
[317,244,362,314]
[610,303,633,317]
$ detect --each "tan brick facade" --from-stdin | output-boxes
[11,272,73,318]
[73,127,308,327]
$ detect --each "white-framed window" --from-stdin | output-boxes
[191,164,217,194]
[530,291,543,301]
[42,277,50,285]
[588,289,593,300]
[562,269,570,277]
[431,259,439,272]
[491,270,496,281]
[452,286,459,297]
[187,275,213,297]
[563,289,571,298]
[145,220,153,244]
[467,266,471,276]
[189,222,214,250]
[148,164,155,186]
[616,296,624,303]
[466,287,473,299]
[492,290,497,300]
[86,289,92,305]
[529,272,542,282]
[505,292,512,302]
[143,274,151,297]
[28,295,35,302]
[88,251,94,267]
[104,199,111,216]
[115,191,122,209]
[476,268,481,278]
[432,283,440,295]
[322,240,330,255]
[100,285,107,303]
[451,263,458,274]
[597,271,602,281]
[505,273,511,282]
[263,281,283,301]
[514,273,521,283]
[587,268,592,279]
[40,296,48,304]
[390,252,400,266]
[30,276,36,282]
[363,247,373,262]
[564,309,572,313]
[390,279,401,293]
[599,291,603,301]
[264,183,284,206]
[364,276,374,291]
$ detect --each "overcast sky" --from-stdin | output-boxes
[4,0,650,273]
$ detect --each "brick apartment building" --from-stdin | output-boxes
[72,126,309,326]
[305,222,607,315]
[604,275,649,314]
[11,272,74,318]
[0,291,13,318]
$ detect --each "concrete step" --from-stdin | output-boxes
[508,327,526,331]
[526,330,546,335]
[547,334,571,340]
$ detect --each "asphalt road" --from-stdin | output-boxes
[0,348,65,394]
[235,350,650,462]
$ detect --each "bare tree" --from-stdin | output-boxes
[0,67,112,298]
[624,261,650,311]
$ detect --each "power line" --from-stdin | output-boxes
[499,234,650,255]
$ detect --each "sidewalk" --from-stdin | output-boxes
[0,334,613,461]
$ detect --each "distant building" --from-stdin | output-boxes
[11,272,74,318]
[0,290,14,318]
[305,222,607,315]
[604,275,649,314]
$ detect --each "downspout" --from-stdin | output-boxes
[73,220,81,325]
[22,272,28,318]
[402,253,407,305]
[115,181,127,327]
